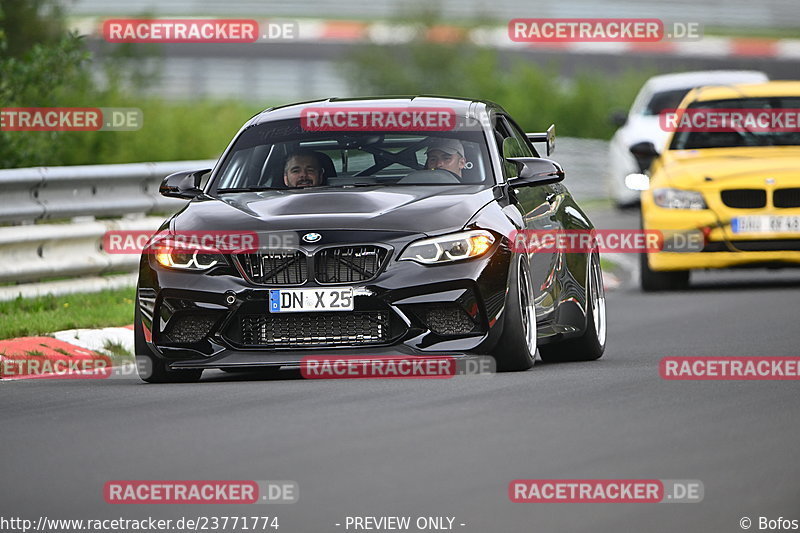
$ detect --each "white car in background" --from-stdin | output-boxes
[607,70,768,208]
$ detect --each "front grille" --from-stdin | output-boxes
[238,251,307,285]
[422,304,477,335]
[721,189,766,209]
[774,188,800,208]
[240,312,389,347]
[315,246,388,283]
[163,314,218,343]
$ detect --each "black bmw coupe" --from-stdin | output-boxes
[135,96,606,382]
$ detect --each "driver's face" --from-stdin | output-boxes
[425,149,465,176]
[284,155,323,187]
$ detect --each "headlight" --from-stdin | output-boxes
[399,230,495,264]
[150,239,223,271]
[652,188,707,210]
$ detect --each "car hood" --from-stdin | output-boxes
[173,185,496,235]
[657,146,800,189]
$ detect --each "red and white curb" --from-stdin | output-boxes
[52,325,135,355]
[0,326,134,380]
[69,17,800,59]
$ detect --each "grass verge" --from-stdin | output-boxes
[0,287,136,340]
[103,340,136,366]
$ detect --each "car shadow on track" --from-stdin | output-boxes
[201,368,305,382]
[685,272,800,293]
[194,359,614,383]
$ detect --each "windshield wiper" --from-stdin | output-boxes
[301,183,381,189]
[215,187,274,193]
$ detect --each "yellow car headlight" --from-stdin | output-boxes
[653,188,707,210]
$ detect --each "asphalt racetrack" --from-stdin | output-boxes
[2,209,799,532]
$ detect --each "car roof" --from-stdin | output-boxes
[250,96,502,124]
[681,80,800,105]
[641,70,768,93]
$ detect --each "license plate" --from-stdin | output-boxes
[731,215,800,234]
[269,288,354,313]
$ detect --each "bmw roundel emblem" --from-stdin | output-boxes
[303,232,322,243]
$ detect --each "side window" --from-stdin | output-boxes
[496,116,535,180]
[502,116,535,158]
[493,120,516,180]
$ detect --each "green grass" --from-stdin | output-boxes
[102,340,132,357]
[102,340,135,366]
[7,99,269,169]
[703,26,800,39]
[600,258,620,273]
[575,197,613,211]
[0,287,136,340]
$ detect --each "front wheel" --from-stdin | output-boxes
[640,252,690,292]
[539,251,606,363]
[492,254,537,372]
[136,353,203,383]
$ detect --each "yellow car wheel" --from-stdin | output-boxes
[640,253,690,292]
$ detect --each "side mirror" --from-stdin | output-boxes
[629,141,659,173]
[159,169,210,199]
[505,157,565,187]
[526,124,556,155]
[610,110,628,127]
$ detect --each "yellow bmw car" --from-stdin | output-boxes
[636,81,800,291]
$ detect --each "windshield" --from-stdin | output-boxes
[643,89,691,116]
[670,97,800,150]
[210,118,493,192]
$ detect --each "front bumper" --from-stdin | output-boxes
[135,243,513,370]
[642,202,800,271]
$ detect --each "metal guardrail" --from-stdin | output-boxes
[0,159,214,300]
[0,217,165,285]
[0,160,215,223]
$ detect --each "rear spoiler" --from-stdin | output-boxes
[526,124,555,156]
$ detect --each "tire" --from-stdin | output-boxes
[492,254,537,372]
[539,252,606,363]
[614,199,641,211]
[136,353,203,383]
[640,252,689,292]
[134,305,203,383]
